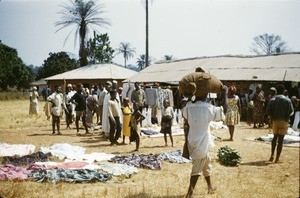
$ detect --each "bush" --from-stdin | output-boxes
[217,146,242,166]
[0,91,29,101]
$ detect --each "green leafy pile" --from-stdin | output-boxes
[217,146,242,166]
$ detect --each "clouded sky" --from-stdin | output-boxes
[0,0,299,67]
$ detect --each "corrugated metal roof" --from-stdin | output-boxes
[126,53,300,83]
[45,64,137,81]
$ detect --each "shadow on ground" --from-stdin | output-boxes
[240,160,271,166]
[124,193,184,198]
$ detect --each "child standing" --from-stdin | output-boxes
[121,98,132,144]
[108,90,122,146]
[161,99,174,147]
[130,102,145,151]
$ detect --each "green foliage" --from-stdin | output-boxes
[37,52,79,79]
[0,42,34,90]
[87,32,114,64]
[137,54,152,71]
[217,146,242,166]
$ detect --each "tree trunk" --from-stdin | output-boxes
[145,0,149,68]
[79,21,88,67]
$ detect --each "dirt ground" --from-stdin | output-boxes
[0,100,299,198]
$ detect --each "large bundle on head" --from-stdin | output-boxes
[179,67,223,98]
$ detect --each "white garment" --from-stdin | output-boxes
[102,92,111,133]
[182,101,223,160]
[40,143,86,160]
[0,143,35,157]
[47,92,63,116]
[292,111,300,131]
[98,89,107,106]
[122,83,135,101]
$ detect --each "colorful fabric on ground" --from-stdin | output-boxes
[0,164,31,181]
[109,153,162,170]
[35,161,90,169]
[2,151,49,166]
[29,169,110,184]
[0,143,35,157]
[99,162,138,177]
[159,150,191,163]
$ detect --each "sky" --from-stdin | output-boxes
[0,0,300,67]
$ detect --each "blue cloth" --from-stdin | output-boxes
[159,150,191,163]
[109,153,162,170]
[29,169,110,184]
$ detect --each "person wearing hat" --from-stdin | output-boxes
[102,81,113,136]
[63,84,75,129]
[47,85,63,135]
[102,81,123,137]
[29,86,39,115]
[98,82,107,125]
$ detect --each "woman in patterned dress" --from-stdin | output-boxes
[252,84,266,128]
[225,86,241,141]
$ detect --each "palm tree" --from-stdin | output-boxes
[55,0,111,67]
[137,54,152,71]
[116,42,136,68]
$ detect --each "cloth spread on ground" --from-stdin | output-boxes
[257,128,300,146]
[29,169,110,184]
[2,151,49,166]
[141,125,184,138]
[40,143,115,162]
[159,150,191,163]
[98,162,138,177]
[40,143,86,160]
[109,153,162,170]
[0,143,35,157]
[35,161,90,169]
[0,164,31,181]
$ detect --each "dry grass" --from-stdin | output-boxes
[0,100,299,198]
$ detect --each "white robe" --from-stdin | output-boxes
[102,92,122,134]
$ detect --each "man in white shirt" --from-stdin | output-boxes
[47,86,63,135]
[182,86,227,197]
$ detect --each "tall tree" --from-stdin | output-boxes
[55,0,111,67]
[137,54,152,71]
[0,42,34,90]
[116,42,136,68]
[37,52,79,79]
[250,33,288,55]
[142,0,153,68]
[87,32,114,64]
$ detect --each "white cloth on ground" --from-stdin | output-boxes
[0,143,35,157]
[40,143,86,160]
[98,162,138,177]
